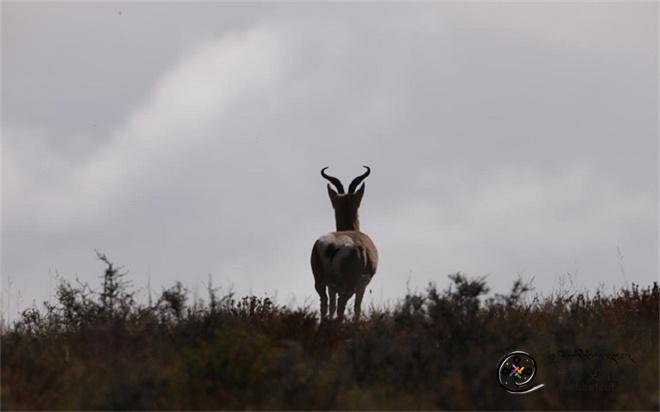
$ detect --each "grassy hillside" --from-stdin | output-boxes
[2,254,658,410]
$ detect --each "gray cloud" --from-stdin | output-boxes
[2,3,657,317]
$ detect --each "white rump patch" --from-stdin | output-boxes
[316,233,356,276]
[318,233,354,248]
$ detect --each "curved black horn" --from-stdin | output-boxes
[348,165,371,193]
[321,167,344,193]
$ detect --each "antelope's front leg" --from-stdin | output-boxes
[329,287,337,319]
[336,293,350,321]
[353,287,366,321]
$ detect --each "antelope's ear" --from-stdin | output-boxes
[327,184,339,207]
[354,183,365,205]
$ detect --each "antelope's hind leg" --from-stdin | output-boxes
[311,240,329,320]
[315,282,328,320]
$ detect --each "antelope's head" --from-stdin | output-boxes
[321,166,371,232]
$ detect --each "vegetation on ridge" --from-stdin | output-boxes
[1,253,658,410]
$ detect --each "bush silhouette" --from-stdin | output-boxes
[2,254,658,410]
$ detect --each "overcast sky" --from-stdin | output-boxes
[2,2,657,317]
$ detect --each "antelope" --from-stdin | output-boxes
[311,166,378,321]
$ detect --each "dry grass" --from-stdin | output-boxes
[1,254,658,410]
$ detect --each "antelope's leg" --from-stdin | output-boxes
[328,287,337,318]
[354,287,366,321]
[315,282,328,319]
[337,293,350,321]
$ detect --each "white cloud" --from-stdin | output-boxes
[4,25,291,234]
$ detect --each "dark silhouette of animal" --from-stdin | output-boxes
[311,166,378,321]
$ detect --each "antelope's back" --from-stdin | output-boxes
[311,231,378,290]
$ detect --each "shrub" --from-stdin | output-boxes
[2,255,657,410]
